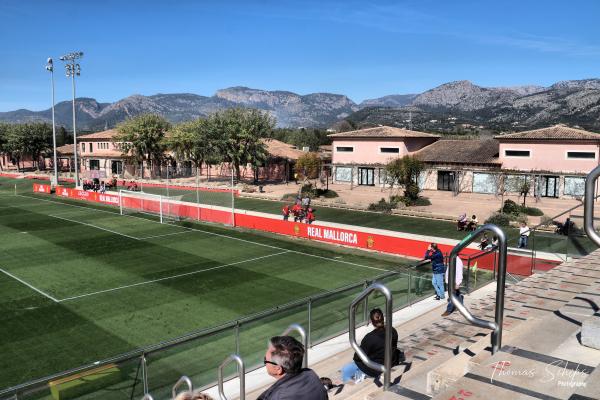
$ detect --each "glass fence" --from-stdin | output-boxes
[0,268,495,400]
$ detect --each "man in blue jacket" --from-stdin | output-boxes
[424,243,446,300]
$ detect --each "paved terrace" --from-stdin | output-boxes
[210,249,600,400]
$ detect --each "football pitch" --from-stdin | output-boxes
[0,177,429,395]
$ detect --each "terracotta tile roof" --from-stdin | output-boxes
[414,139,500,165]
[328,126,440,139]
[78,129,119,141]
[494,124,600,141]
[261,138,306,160]
[56,144,74,156]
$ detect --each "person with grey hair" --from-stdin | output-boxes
[173,391,213,400]
[259,335,328,400]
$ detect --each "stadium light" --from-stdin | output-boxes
[45,58,59,188]
[60,51,83,187]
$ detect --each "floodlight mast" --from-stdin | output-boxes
[45,58,58,188]
[60,51,83,187]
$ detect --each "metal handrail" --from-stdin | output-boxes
[584,164,600,246]
[348,282,393,390]
[281,323,308,368]
[218,354,245,400]
[171,376,193,399]
[448,224,507,354]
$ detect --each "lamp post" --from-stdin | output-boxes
[60,51,83,186]
[45,58,58,188]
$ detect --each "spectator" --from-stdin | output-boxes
[259,336,327,400]
[173,391,214,400]
[518,222,530,248]
[488,236,499,250]
[424,243,446,300]
[294,172,299,184]
[292,203,302,222]
[442,255,464,317]
[100,181,106,194]
[341,308,402,383]
[479,233,489,250]
[467,215,478,231]
[301,195,311,210]
[457,213,468,231]
[282,204,291,221]
[306,208,315,224]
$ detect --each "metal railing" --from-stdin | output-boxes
[282,324,308,368]
[584,164,600,246]
[218,355,245,400]
[171,376,193,399]
[448,224,508,354]
[348,282,393,390]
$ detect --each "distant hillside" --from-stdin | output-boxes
[2,79,600,132]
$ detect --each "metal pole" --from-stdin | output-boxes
[231,167,235,227]
[235,321,240,355]
[363,281,369,323]
[71,73,79,187]
[196,165,200,221]
[307,298,312,348]
[407,273,411,305]
[584,164,600,246]
[48,62,58,187]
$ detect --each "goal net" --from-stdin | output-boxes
[119,190,183,223]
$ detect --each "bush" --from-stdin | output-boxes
[501,199,520,214]
[281,193,299,202]
[515,213,529,225]
[368,198,395,213]
[485,212,512,227]
[522,206,543,216]
[318,189,339,198]
[390,195,430,207]
[412,197,432,206]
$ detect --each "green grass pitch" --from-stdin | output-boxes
[0,177,429,397]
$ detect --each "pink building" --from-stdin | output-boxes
[329,124,600,199]
[329,126,439,186]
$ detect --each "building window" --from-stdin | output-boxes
[89,159,100,170]
[472,172,497,194]
[336,146,354,152]
[81,143,85,152]
[335,166,352,182]
[380,147,400,153]
[564,176,585,196]
[567,151,595,159]
[89,143,93,152]
[505,150,530,157]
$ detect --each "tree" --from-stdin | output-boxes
[115,114,170,178]
[519,180,531,207]
[25,123,52,169]
[295,152,321,186]
[4,124,27,171]
[0,123,8,170]
[385,156,424,201]
[169,118,222,183]
[209,108,275,181]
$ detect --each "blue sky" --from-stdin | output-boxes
[1,0,599,111]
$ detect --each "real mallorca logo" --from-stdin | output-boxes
[306,226,358,245]
[293,224,301,235]
[367,236,375,249]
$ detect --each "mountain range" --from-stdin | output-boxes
[2,79,600,132]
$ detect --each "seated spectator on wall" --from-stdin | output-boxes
[306,208,315,224]
[479,233,489,250]
[259,335,328,400]
[100,181,106,194]
[467,215,478,231]
[340,308,402,384]
[173,391,214,400]
[457,213,468,231]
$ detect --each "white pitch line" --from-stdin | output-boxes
[18,194,388,273]
[48,214,140,241]
[138,230,192,240]
[58,250,291,302]
[0,267,60,303]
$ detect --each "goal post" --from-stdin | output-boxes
[119,189,184,224]
[119,189,164,223]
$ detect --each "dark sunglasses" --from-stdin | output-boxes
[263,357,283,370]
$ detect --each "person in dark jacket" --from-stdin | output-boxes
[259,335,328,400]
[424,243,446,300]
[340,308,401,383]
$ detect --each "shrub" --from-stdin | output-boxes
[368,198,395,213]
[485,212,512,227]
[281,193,299,202]
[318,189,339,198]
[501,199,520,214]
[514,213,529,225]
[412,197,432,206]
[522,206,543,216]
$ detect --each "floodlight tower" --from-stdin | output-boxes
[60,51,83,186]
[45,58,58,187]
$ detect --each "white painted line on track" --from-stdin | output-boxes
[58,250,290,302]
[18,194,388,273]
[0,267,60,303]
